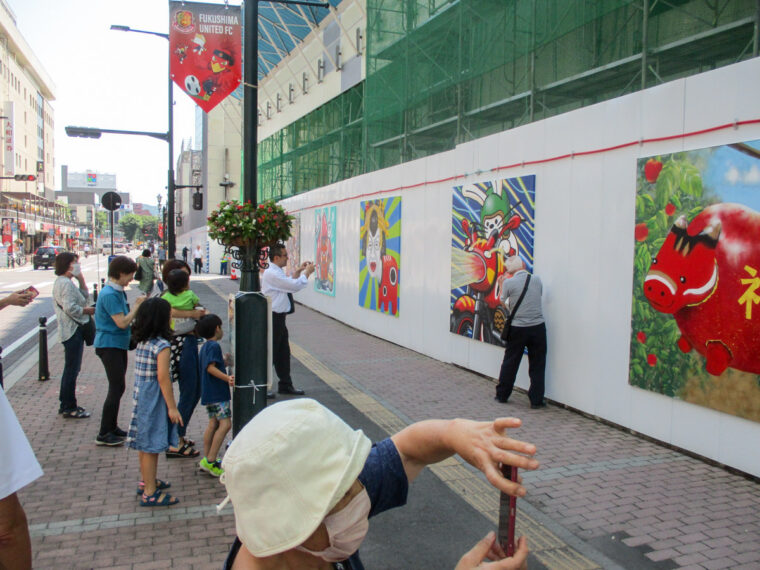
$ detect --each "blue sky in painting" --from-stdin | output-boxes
[702,139,760,212]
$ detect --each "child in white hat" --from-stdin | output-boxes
[219,399,537,569]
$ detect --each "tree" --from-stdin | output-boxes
[117,213,161,242]
[118,214,143,242]
[140,216,160,241]
[95,211,108,232]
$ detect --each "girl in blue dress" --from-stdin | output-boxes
[127,297,184,507]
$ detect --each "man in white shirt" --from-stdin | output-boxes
[261,244,315,398]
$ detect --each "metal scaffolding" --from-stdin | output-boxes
[258,0,760,200]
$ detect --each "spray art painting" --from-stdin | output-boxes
[450,176,536,345]
[631,140,760,423]
[314,206,336,296]
[359,197,401,316]
[285,213,301,277]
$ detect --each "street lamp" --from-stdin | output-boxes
[109,24,176,260]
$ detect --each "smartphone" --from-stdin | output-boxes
[22,286,39,299]
[497,465,518,557]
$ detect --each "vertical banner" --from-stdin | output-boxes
[314,206,336,295]
[3,102,13,176]
[1,218,12,247]
[169,1,242,113]
[450,177,536,345]
[359,198,401,316]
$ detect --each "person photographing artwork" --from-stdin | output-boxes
[219,398,536,569]
[495,256,547,408]
[261,243,315,397]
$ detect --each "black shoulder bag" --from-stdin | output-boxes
[55,299,96,346]
[500,274,531,342]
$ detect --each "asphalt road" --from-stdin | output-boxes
[0,252,114,372]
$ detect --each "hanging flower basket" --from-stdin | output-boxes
[207,199,293,248]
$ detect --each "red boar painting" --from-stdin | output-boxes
[631,142,760,423]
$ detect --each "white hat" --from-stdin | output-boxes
[221,399,372,557]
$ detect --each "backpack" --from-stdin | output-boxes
[134,258,144,281]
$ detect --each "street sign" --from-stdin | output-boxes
[101,191,122,211]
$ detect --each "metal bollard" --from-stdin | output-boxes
[101,277,105,289]
[93,282,99,302]
[38,317,50,382]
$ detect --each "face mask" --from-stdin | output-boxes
[296,488,370,562]
[72,263,82,277]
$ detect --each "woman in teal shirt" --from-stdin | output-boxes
[94,256,145,446]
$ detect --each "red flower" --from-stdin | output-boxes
[647,354,657,366]
[237,205,243,210]
[634,223,649,241]
[636,331,646,343]
[665,203,676,216]
[644,159,663,183]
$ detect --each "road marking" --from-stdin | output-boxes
[0,281,30,292]
[2,314,57,359]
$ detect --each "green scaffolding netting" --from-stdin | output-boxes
[258,0,758,201]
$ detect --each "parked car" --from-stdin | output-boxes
[33,246,66,270]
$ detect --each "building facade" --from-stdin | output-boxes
[195,0,760,475]
[57,165,131,249]
[0,0,64,258]
[0,0,55,196]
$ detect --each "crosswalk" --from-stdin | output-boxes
[0,280,54,295]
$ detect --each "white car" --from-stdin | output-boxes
[102,243,126,255]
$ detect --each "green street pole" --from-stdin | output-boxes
[232,0,267,437]
[233,0,330,437]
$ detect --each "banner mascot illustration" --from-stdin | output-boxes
[315,211,333,292]
[359,198,401,316]
[450,177,535,346]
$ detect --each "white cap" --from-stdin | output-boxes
[221,399,371,557]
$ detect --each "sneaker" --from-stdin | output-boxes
[199,457,223,477]
[113,427,127,437]
[95,433,125,446]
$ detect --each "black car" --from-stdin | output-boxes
[33,246,66,270]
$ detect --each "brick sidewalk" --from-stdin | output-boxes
[275,299,760,570]
[5,276,760,569]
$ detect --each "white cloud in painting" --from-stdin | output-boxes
[744,165,760,184]
[725,166,740,184]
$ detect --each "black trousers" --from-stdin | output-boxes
[96,347,128,437]
[496,323,547,405]
[272,312,295,390]
[194,258,203,273]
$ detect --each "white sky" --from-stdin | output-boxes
[9,0,231,207]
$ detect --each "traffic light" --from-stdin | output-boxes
[192,190,203,211]
[14,174,36,181]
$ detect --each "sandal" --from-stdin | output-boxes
[140,489,179,507]
[136,479,171,496]
[166,442,200,458]
[62,407,91,419]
